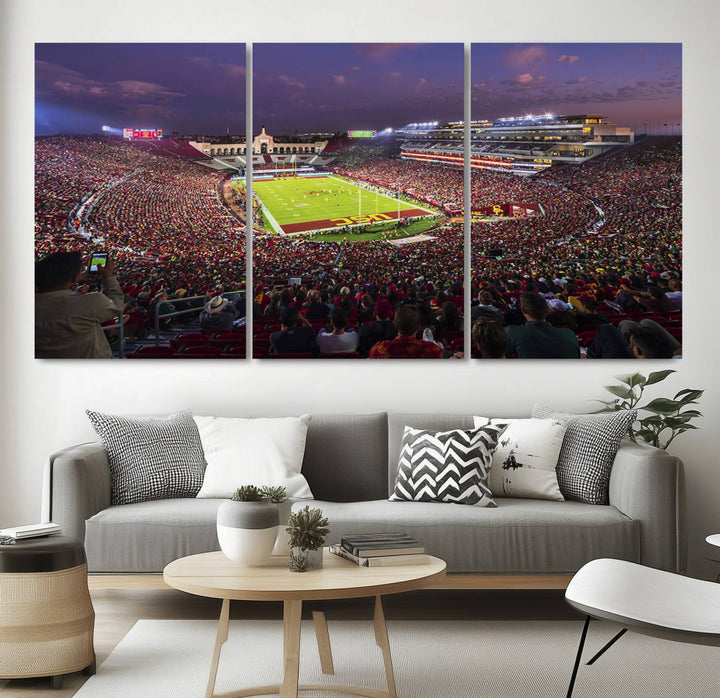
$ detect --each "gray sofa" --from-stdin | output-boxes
[44,413,686,581]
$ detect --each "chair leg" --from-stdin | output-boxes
[566,616,591,698]
[587,628,627,665]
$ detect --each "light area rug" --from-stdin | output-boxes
[75,619,719,698]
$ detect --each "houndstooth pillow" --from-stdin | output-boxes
[86,409,206,505]
[531,405,636,504]
[390,425,503,506]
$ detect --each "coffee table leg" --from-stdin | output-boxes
[281,599,303,698]
[206,597,230,698]
[373,596,397,698]
[312,610,335,674]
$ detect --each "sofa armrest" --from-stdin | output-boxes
[609,440,686,572]
[42,442,112,543]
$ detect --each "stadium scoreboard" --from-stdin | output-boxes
[123,128,163,140]
[348,130,376,138]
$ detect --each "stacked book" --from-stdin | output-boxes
[329,532,426,567]
[0,522,62,540]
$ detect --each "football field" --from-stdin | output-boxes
[251,175,436,234]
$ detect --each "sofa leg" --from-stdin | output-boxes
[566,616,590,698]
[50,674,65,690]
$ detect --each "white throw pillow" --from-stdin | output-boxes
[473,416,567,501]
[194,415,313,499]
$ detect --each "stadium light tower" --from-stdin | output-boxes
[101,125,110,131]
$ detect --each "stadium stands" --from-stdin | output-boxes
[35,132,681,359]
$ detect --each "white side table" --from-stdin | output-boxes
[706,534,720,582]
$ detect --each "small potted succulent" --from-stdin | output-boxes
[216,485,283,566]
[287,506,329,572]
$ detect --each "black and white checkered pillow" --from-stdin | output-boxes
[390,425,503,506]
[531,404,636,504]
[86,409,206,506]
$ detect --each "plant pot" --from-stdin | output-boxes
[272,500,293,556]
[289,546,323,572]
[216,500,279,566]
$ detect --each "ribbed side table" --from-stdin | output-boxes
[0,535,95,688]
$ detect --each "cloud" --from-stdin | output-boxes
[277,74,305,89]
[36,61,184,103]
[506,46,548,69]
[187,56,211,67]
[510,73,536,85]
[115,80,184,100]
[220,63,245,79]
[332,74,347,86]
[353,43,423,61]
[558,54,580,64]
[388,71,402,79]
[133,104,175,120]
[187,56,245,81]
[350,66,361,72]
[566,76,587,84]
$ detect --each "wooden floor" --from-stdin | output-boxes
[0,588,579,696]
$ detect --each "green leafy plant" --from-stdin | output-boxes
[595,370,703,450]
[231,485,288,503]
[260,485,288,504]
[231,485,265,502]
[286,506,329,551]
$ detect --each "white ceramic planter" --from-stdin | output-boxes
[272,500,293,556]
[216,500,279,566]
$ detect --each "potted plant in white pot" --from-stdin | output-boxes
[216,485,280,565]
[260,486,292,555]
[287,506,329,572]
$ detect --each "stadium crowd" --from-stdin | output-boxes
[35,136,246,339]
[35,133,681,359]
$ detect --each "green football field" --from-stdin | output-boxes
[249,175,435,235]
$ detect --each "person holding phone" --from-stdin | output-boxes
[35,250,124,358]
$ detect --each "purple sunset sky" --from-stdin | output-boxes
[471,43,681,129]
[35,44,246,136]
[253,43,463,133]
[35,43,681,137]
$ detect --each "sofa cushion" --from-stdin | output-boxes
[84,498,223,573]
[316,498,639,574]
[301,413,388,502]
[388,414,474,495]
[532,405,637,505]
[86,409,206,506]
[194,415,313,499]
[389,425,501,506]
[473,417,567,501]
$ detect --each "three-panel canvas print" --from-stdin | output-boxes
[34,43,682,360]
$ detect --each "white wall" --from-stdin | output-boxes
[2,0,718,577]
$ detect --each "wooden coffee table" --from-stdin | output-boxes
[163,549,446,698]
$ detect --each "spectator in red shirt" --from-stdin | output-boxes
[369,306,443,359]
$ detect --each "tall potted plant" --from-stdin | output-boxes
[216,485,280,565]
[594,370,703,450]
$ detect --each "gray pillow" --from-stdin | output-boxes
[531,404,636,504]
[86,409,206,505]
[390,424,503,506]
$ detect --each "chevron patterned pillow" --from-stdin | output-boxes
[390,425,503,506]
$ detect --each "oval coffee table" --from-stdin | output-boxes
[163,549,446,698]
